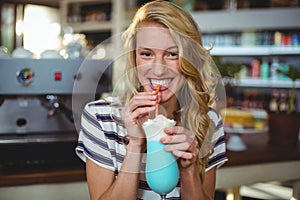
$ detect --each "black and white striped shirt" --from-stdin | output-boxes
[76,97,228,199]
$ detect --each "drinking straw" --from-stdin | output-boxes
[155,85,161,117]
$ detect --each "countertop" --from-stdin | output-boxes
[1,133,299,187]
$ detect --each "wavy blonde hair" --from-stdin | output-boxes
[121,0,221,181]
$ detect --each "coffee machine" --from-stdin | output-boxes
[0,58,112,171]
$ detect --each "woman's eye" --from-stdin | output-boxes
[168,51,178,57]
[140,52,152,57]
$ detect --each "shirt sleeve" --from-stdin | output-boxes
[205,109,228,172]
[75,102,115,171]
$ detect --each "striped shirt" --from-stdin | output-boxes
[76,97,228,199]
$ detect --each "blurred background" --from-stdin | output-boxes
[0,0,299,199]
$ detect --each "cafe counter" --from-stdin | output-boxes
[0,133,299,198]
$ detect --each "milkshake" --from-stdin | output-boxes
[142,114,179,196]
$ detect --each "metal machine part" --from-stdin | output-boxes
[0,58,112,170]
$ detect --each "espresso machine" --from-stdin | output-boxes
[0,58,112,171]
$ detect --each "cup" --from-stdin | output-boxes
[142,114,179,197]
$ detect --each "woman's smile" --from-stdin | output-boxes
[149,78,173,91]
[135,22,185,102]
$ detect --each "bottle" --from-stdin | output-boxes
[287,90,297,113]
[260,58,269,79]
[279,90,288,112]
[269,89,279,112]
[270,58,280,80]
[238,65,248,79]
[251,59,260,78]
[278,63,289,80]
[274,31,282,46]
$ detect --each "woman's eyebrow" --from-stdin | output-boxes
[166,45,178,51]
[136,46,178,51]
[136,47,151,50]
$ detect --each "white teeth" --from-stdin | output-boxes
[150,79,172,86]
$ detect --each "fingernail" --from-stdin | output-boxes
[161,137,168,143]
[164,127,170,132]
[164,145,170,151]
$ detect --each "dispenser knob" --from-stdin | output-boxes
[16,68,34,86]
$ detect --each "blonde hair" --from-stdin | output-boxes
[121,0,221,181]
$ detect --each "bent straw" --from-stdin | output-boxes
[155,85,161,117]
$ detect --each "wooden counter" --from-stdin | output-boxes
[216,133,300,190]
[0,133,299,188]
[0,167,86,187]
[224,132,300,167]
[0,140,86,187]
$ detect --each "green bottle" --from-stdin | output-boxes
[260,58,269,79]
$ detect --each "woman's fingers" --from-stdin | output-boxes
[164,139,198,156]
[162,127,195,147]
[123,91,157,124]
[173,150,193,159]
[161,127,199,166]
[129,106,156,122]
[127,93,156,111]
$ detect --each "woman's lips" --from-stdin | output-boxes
[150,84,168,91]
[149,78,172,91]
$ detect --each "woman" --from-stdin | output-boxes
[76,1,227,199]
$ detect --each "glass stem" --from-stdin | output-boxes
[160,195,166,200]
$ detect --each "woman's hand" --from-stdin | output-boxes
[122,91,157,148]
[161,126,199,169]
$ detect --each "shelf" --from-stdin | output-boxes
[225,127,268,134]
[192,8,300,33]
[67,21,112,32]
[233,78,300,88]
[61,0,110,3]
[60,1,132,33]
[206,46,300,56]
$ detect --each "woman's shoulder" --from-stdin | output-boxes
[85,97,122,114]
[207,107,224,135]
[83,97,124,127]
[207,107,222,123]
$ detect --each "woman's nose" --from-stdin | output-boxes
[152,56,167,76]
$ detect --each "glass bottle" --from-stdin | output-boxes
[260,58,269,79]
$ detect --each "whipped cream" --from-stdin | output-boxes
[142,114,176,141]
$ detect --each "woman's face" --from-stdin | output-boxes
[135,22,185,103]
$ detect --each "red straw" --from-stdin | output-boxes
[155,85,161,117]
